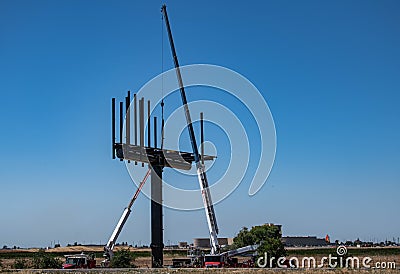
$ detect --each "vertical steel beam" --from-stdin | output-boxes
[140,98,144,148]
[126,91,130,146]
[200,112,204,164]
[134,94,137,146]
[134,94,137,165]
[126,92,131,163]
[154,117,157,149]
[140,98,145,167]
[119,101,124,161]
[150,164,163,268]
[147,100,151,147]
[119,102,123,144]
[111,98,116,159]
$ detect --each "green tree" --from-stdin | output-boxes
[110,249,136,268]
[257,237,286,267]
[32,249,62,269]
[233,227,255,247]
[233,224,286,267]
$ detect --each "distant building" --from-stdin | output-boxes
[193,238,233,248]
[178,242,188,249]
[282,236,328,247]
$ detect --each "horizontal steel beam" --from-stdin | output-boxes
[114,143,216,170]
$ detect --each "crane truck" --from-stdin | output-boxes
[101,169,151,267]
[162,3,220,257]
[62,147,151,268]
[161,5,259,268]
[62,253,96,269]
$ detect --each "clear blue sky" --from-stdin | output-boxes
[1,0,399,248]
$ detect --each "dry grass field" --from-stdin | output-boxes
[0,269,399,273]
[0,246,398,273]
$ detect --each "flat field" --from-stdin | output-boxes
[0,246,398,273]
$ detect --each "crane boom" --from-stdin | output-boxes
[103,169,151,263]
[161,5,220,255]
[222,244,259,257]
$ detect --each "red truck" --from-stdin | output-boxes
[204,254,226,268]
[62,253,96,269]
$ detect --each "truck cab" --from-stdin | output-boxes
[204,254,224,268]
[62,253,96,269]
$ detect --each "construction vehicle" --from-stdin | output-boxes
[204,244,259,268]
[102,169,151,267]
[161,5,259,268]
[162,3,220,257]
[62,253,96,269]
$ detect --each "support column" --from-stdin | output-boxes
[150,164,163,268]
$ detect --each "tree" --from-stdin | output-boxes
[233,227,256,247]
[233,224,286,268]
[110,249,136,268]
[257,237,286,267]
[32,249,62,269]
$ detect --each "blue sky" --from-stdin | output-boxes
[0,0,399,248]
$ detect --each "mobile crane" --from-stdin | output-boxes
[161,5,259,268]
[102,169,151,266]
[161,4,220,257]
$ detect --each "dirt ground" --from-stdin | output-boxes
[0,246,398,271]
[0,268,399,274]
